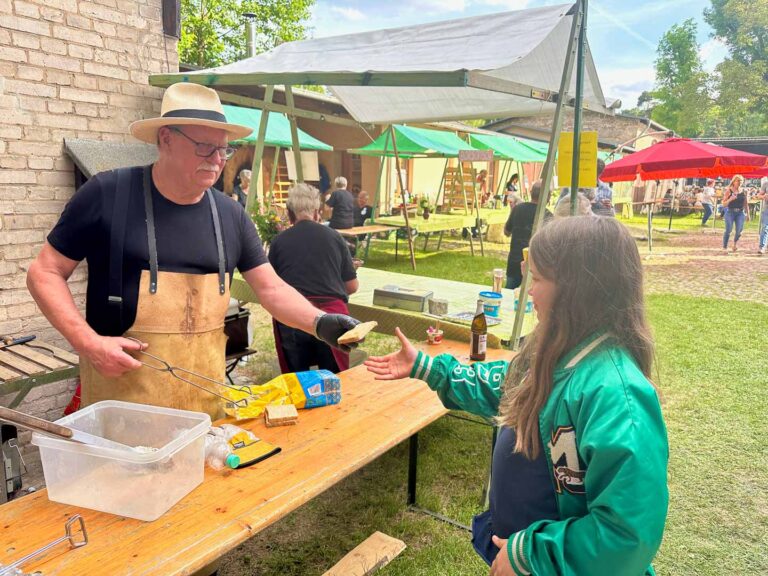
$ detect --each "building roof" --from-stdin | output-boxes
[64,138,158,179]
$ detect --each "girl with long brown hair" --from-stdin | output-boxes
[366,216,668,575]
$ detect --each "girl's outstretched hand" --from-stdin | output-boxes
[364,327,418,380]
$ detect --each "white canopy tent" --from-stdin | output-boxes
[150,0,608,349]
[154,3,610,124]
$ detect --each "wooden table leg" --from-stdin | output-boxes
[364,233,373,260]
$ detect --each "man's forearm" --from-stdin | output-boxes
[252,279,319,334]
[27,267,98,353]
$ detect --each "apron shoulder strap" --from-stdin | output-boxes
[206,189,227,295]
[108,167,134,336]
[142,166,159,294]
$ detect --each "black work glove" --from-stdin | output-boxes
[315,313,361,353]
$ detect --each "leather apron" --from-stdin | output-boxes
[80,168,230,420]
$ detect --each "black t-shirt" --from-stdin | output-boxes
[47,165,267,336]
[268,220,356,302]
[354,205,372,227]
[326,189,355,229]
[505,202,551,275]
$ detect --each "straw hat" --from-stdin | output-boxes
[129,83,252,144]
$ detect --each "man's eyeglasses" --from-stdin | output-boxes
[170,127,235,160]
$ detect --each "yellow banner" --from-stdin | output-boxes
[558,131,598,188]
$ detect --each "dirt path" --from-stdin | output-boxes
[639,228,767,303]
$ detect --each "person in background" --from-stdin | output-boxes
[661,188,674,215]
[722,174,747,253]
[756,176,768,256]
[354,190,373,228]
[590,159,615,217]
[232,168,250,208]
[365,216,668,575]
[269,184,359,373]
[477,169,489,205]
[701,178,715,226]
[324,176,356,230]
[504,173,520,206]
[504,179,551,289]
[554,192,592,218]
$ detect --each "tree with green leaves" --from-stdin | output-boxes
[704,0,768,135]
[180,0,315,68]
[650,19,711,137]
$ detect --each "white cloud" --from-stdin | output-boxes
[699,37,727,71]
[590,2,657,50]
[599,66,656,110]
[329,5,367,21]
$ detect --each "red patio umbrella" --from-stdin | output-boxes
[743,167,768,178]
[601,138,768,182]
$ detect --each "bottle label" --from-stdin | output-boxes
[477,334,487,354]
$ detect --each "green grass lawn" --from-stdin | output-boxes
[222,240,768,575]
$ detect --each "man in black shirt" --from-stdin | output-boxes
[504,180,551,289]
[270,184,359,373]
[26,83,360,418]
[354,190,373,228]
[325,176,356,230]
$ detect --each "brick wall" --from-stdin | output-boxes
[0,0,178,491]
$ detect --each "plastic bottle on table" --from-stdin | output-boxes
[204,434,240,470]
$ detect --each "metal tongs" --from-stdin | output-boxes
[0,515,87,575]
[126,337,251,408]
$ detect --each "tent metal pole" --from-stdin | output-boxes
[371,129,392,224]
[471,163,485,256]
[496,160,508,199]
[648,202,653,252]
[517,161,524,199]
[284,85,303,183]
[246,85,274,218]
[268,146,281,206]
[570,0,588,216]
[390,125,417,270]
[510,0,583,351]
[436,158,449,208]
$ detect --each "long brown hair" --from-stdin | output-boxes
[498,216,654,458]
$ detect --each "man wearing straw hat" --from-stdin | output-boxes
[27,83,361,419]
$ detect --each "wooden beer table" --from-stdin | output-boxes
[0,340,508,575]
[335,224,398,260]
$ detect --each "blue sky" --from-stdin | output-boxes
[309,0,727,111]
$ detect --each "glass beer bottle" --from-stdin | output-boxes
[470,299,487,361]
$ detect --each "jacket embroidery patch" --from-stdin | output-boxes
[548,426,586,494]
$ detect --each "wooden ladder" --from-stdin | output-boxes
[442,162,476,213]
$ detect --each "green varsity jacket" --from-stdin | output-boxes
[409,333,669,575]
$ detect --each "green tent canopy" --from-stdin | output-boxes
[223,105,332,151]
[469,133,547,162]
[350,125,477,158]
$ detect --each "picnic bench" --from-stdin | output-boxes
[0,339,507,576]
[0,340,79,409]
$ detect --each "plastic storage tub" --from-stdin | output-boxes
[479,291,503,317]
[31,400,211,521]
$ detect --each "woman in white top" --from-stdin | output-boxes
[701,178,715,226]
